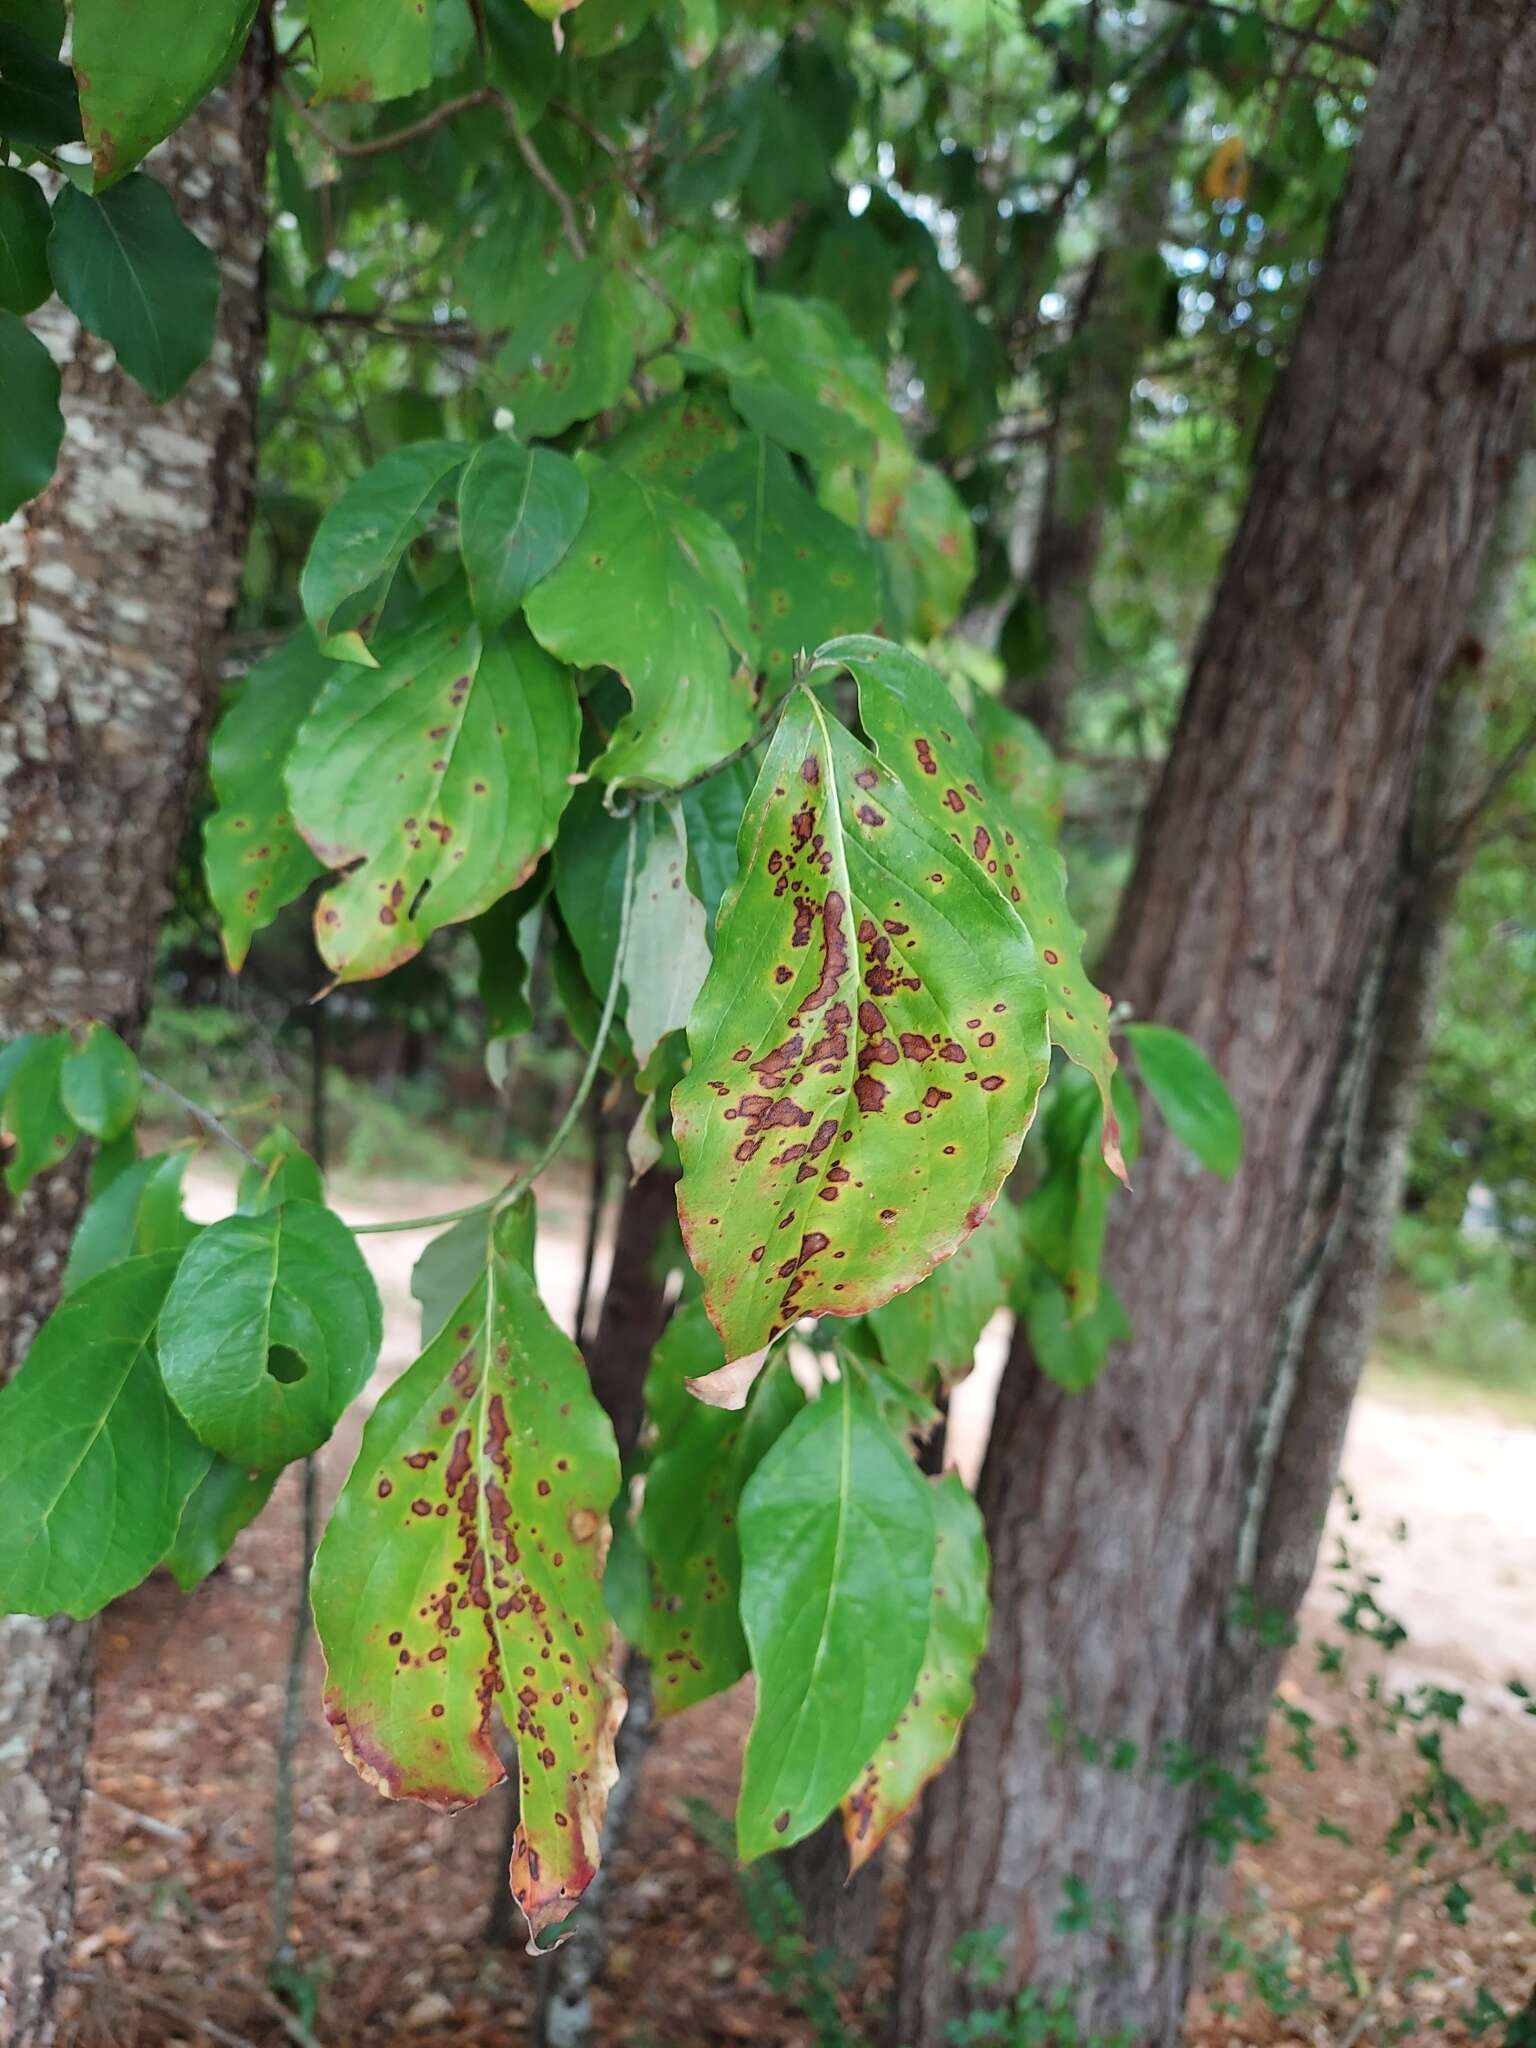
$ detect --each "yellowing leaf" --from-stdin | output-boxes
[1203,135,1249,204]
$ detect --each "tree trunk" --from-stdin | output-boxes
[1010,14,1181,748]
[897,6,1536,2043]
[0,48,270,2047]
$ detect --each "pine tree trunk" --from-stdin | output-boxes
[896,6,1536,2043]
[0,48,270,2046]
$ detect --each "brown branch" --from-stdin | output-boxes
[274,303,484,347]
[1436,710,1536,862]
[64,1974,262,2048]
[493,90,588,260]
[278,74,494,158]
[1477,334,1536,371]
[1160,0,1378,60]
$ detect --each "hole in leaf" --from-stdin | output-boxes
[265,1344,308,1385]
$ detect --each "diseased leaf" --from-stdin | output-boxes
[673,686,1050,1368]
[624,802,711,1073]
[635,1302,803,1715]
[204,634,333,971]
[687,435,881,699]
[165,1456,279,1591]
[158,1200,382,1468]
[874,461,976,639]
[236,1127,325,1213]
[494,258,646,442]
[456,437,588,635]
[0,166,52,313]
[0,1254,210,1618]
[48,176,218,403]
[607,386,742,493]
[685,294,892,475]
[63,1148,199,1294]
[299,440,467,658]
[867,1198,1022,1393]
[842,1472,988,1874]
[1124,1022,1243,1180]
[309,0,436,103]
[288,591,579,983]
[816,636,1125,1182]
[1,1030,75,1194]
[736,1371,935,1859]
[311,1201,624,1946]
[525,458,758,791]
[59,1022,140,1141]
[72,0,258,183]
[972,691,1063,842]
[0,308,63,521]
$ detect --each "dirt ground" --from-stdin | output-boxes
[59,1164,1536,2048]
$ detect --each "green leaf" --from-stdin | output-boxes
[525,458,758,791]
[867,1199,1022,1393]
[0,21,81,149]
[473,874,544,1047]
[236,1126,325,1213]
[0,3,65,54]
[607,386,742,493]
[635,1303,803,1715]
[624,802,711,1073]
[310,1200,623,1946]
[0,166,51,313]
[554,782,653,1004]
[0,308,63,520]
[204,634,333,971]
[876,462,977,639]
[47,176,218,403]
[842,1472,988,1873]
[59,1023,140,1140]
[158,1200,382,1467]
[164,1456,279,1592]
[1124,1022,1243,1179]
[63,1148,199,1294]
[410,1209,494,1347]
[817,636,1125,1182]
[288,591,579,983]
[494,257,644,441]
[736,1372,935,1859]
[1024,1269,1131,1391]
[1,1030,75,1194]
[686,294,891,475]
[299,440,467,657]
[309,0,436,103]
[0,1254,210,1619]
[72,0,258,183]
[456,437,588,635]
[673,688,1050,1369]
[686,435,881,700]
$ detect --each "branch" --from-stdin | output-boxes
[1435,711,1536,864]
[273,303,484,348]
[279,75,494,158]
[1159,0,1378,60]
[142,1070,261,1166]
[493,90,588,260]
[1476,334,1536,371]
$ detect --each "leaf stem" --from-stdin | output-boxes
[354,811,640,1238]
[141,1069,261,1165]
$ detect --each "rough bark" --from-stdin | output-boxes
[0,49,270,2047]
[897,7,1536,2043]
[1009,14,1180,748]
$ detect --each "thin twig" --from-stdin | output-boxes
[142,1070,261,1166]
[493,90,588,260]
[1159,0,1376,60]
[1436,711,1536,861]
[279,73,494,158]
[274,303,484,348]
[85,1790,193,1844]
[63,1972,261,2048]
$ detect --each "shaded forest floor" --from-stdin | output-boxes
[61,1165,1536,2048]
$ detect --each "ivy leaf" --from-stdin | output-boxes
[310,1200,624,1946]
[299,440,467,660]
[309,0,436,103]
[0,309,63,521]
[1024,1269,1132,1391]
[673,687,1050,1370]
[635,1302,804,1715]
[63,1148,199,1295]
[71,0,258,184]
[1,1030,75,1194]
[686,436,881,699]
[0,166,52,313]
[164,1456,279,1592]
[867,1199,1023,1393]
[525,459,758,792]
[59,1023,140,1141]
[0,22,81,150]
[235,1126,325,1213]
[287,592,579,984]
[624,802,711,1073]
[158,1200,382,1468]
[456,437,589,635]
[0,1254,210,1619]
[48,176,219,403]
[1124,1022,1243,1180]
[736,1371,935,1859]
[842,1472,989,1874]
[204,634,333,971]
[817,636,1125,1182]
